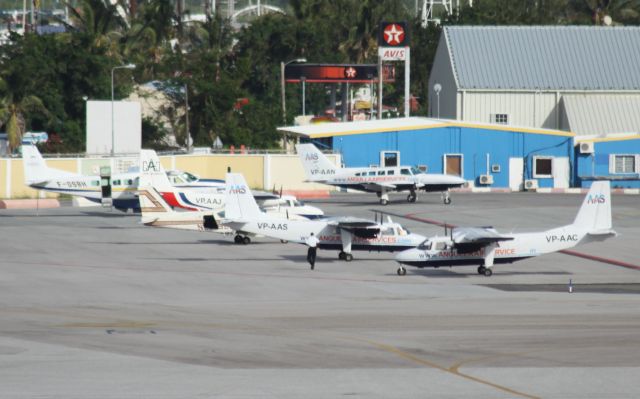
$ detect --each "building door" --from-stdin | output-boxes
[553,157,570,188]
[444,154,463,176]
[509,158,524,191]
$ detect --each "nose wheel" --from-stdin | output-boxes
[407,191,417,203]
[397,267,407,276]
[443,192,452,205]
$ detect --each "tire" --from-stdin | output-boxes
[242,236,251,245]
[397,267,406,276]
[483,268,493,277]
[280,240,288,244]
[444,197,452,205]
[338,251,346,260]
[234,235,242,244]
[380,199,389,205]
[407,194,417,203]
[477,266,486,275]
[344,253,353,262]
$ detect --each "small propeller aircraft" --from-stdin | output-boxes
[219,173,426,262]
[296,143,466,205]
[140,149,324,220]
[21,145,224,211]
[394,181,617,276]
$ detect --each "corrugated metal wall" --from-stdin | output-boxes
[332,126,573,188]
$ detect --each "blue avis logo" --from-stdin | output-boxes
[229,185,247,194]
[587,194,606,204]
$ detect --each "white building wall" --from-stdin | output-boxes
[457,91,560,129]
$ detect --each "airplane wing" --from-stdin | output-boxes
[327,216,380,238]
[451,227,514,254]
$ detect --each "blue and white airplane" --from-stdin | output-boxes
[21,145,224,211]
[395,181,617,276]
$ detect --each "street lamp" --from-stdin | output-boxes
[433,83,442,119]
[111,63,136,156]
[280,58,306,124]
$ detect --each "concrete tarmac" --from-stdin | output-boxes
[0,191,639,398]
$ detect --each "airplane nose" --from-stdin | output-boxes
[395,249,415,263]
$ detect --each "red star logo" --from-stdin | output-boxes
[345,67,357,79]
[383,24,405,46]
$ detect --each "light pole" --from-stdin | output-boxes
[111,63,136,156]
[433,83,442,119]
[301,76,306,116]
[280,58,306,124]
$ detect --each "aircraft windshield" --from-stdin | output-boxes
[410,166,422,175]
[418,240,431,250]
[181,172,199,183]
[293,200,304,207]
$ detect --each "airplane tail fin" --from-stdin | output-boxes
[224,173,262,221]
[572,181,613,233]
[296,143,337,181]
[138,186,173,216]
[21,144,78,185]
[139,149,173,191]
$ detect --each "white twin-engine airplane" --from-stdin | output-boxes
[296,143,466,205]
[395,181,617,276]
[21,145,224,211]
[219,173,426,262]
[139,149,324,221]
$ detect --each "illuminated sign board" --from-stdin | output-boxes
[285,64,395,83]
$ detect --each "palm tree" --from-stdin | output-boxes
[0,95,50,154]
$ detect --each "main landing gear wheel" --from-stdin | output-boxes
[407,193,417,203]
[234,235,243,244]
[242,236,251,245]
[397,267,407,276]
[338,252,353,261]
[380,199,389,205]
[477,266,486,275]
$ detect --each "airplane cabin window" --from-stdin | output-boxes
[368,171,376,176]
[401,168,411,175]
[381,227,394,236]
[112,180,120,186]
[387,170,395,175]
[91,180,100,186]
[182,172,199,183]
[378,171,385,175]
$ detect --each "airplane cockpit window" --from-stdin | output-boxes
[380,227,394,236]
[434,242,447,250]
[418,240,432,250]
[410,166,422,175]
[181,172,199,183]
[292,200,304,207]
[396,227,408,236]
[400,168,411,175]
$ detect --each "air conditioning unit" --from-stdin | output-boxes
[524,179,538,190]
[479,174,494,185]
[579,141,594,154]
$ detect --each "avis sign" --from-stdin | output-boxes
[378,47,408,61]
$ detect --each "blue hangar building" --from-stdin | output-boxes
[280,117,576,190]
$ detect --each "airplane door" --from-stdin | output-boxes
[509,158,524,191]
[553,157,570,189]
[100,166,112,208]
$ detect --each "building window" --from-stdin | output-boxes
[610,154,638,174]
[533,156,553,178]
[491,113,509,125]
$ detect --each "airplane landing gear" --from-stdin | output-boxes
[477,265,492,276]
[379,190,390,205]
[407,190,417,203]
[234,235,251,245]
[397,267,407,276]
[443,192,452,205]
[338,251,353,261]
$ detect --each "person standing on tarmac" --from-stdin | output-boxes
[306,232,319,270]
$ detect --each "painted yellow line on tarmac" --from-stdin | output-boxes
[351,337,540,399]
